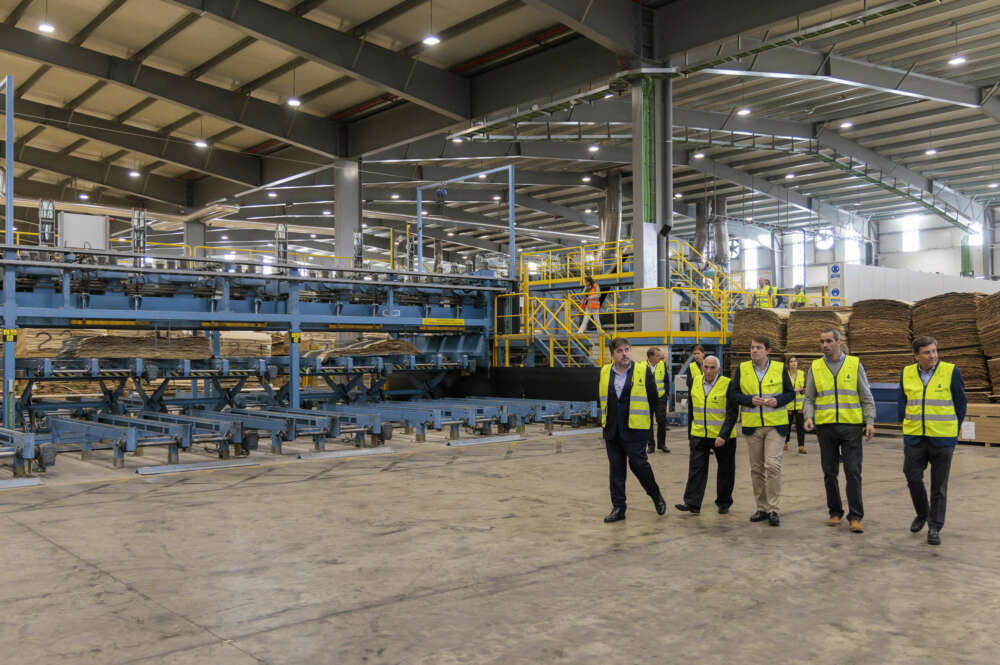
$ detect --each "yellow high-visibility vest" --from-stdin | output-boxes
[811,356,863,424]
[690,375,738,439]
[792,293,807,307]
[738,360,789,427]
[787,369,805,412]
[755,285,775,308]
[689,361,703,387]
[653,360,666,399]
[599,361,652,430]
[902,362,958,437]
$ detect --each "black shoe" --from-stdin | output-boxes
[658,446,671,453]
[674,503,699,514]
[604,507,626,523]
[768,511,780,527]
[749,510,768,522]
[910,516,927,533]
[647,443,655,453]
[927,527,941,545]
[653,493,667,515]
[718,505,730,514]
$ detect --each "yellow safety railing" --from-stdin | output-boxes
[528,296,605,368]
[520,239,634,286]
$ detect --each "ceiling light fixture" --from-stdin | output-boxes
[391,193,400,199]
[737,107,751,116]
[422,0,440,45]
[267,191,277,198]
[948,21,966,66]
[477,173,487,180]
[79,193,89,200]
[220,235,229,240]
[584,208,592,214]
[925,148,937,155]
[447,232,454,236]
[492,195,501,201]
[322,210,331,215]
[287,97,301,108]
[581,175,592,182]
[194,139,208,149]
[451,137,463,144]
[674,192,683,199]
[38,0,53,33]
[746,216,753,221]
[990,183,999,189]
[310,233,316,238]
[128,170,140,178]
[785,173,796,179]
[693,152,705,159]
[840,121,853,129]
[588,144,599,153]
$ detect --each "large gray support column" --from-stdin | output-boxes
[184,220,206,259]
[335,159,361,266]
[630,81,657,290]
[655,78,672,288]
[603,171,622,243]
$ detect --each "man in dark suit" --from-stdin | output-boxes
[599,337,667,523]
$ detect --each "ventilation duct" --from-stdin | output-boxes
[712,196,730,268]
[692,199,709,257]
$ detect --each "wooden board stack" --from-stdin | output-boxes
[730,308,788,355]
[218,331,272,357]
[66,334,211,359]
[913,292,989,392]
[847,299,913,384]
[785,308,850,354]
[976,292,1000,398]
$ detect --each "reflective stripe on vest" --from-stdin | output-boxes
[811,355,863,425]
[691,375,737,439]
[902,362,958,437]
[787,369,805,411]
[654,360,666,399]
[599,361,653,431]
[738,359,789,428]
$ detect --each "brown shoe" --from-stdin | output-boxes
[849,519,864,533]
[826,515,841,527]
[784,443,789,451]
[798,446,807,454]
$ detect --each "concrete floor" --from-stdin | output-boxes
[3,426,1000,665]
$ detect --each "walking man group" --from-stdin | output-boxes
[597,331,965,546]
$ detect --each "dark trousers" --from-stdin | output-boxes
[648,396,668,449]
[682,436,736,509]
[903,439,954,529]
[605,433,661,509]
[785,411,806,447]
[817,423,865,520]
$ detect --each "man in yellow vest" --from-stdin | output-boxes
[791,284,808,308]
[598,337,667,523]
[728,335,794,526]
[784,356,808,454]
[676,355,738,515]
[685,344,705,388]
[804,329,876,533]
[897,335,966,546]
[753,277,776,308]
[645,347,670,454]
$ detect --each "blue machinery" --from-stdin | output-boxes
[0,76,598,477]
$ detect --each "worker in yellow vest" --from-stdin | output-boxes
[791,284,808,308]
[685,344,705,388]
[804,329,876,533]
[645,347,670,454]
[728,335,794,526]
[784,356,808,454]
[897,335,966,546]
[676,354,738,515]
[753,277,776,308]
[598,337,667,523]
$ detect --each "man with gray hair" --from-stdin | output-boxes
[804,328,876,533]
[677,354,739,514]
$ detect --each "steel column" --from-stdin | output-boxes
[3,75,15,429]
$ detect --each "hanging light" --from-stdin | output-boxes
[989,183,999,189]
[737,107,751,116]
[925,148,937,156]
[78,193,89,200]
[128,170,140,178]
[840,121,853,129]
[693,152,705,159]
[584,208,592,214]
[451,137,463,144]
[492,195,501,201]
[267,191,277,198]
[588,144,600,153]
[785,173,796,179]
[322,210,331,215]
[38,0,54,32]
[581,175,592,182]
[477,173,487,180]
[310,233,317,238]
[391,193,400,199]
[422,0,440,45]
[287,97,301,108]
[674,192,683,199]
[194,139,208,148]
[948,22,967,66]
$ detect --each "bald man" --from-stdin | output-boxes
[676,355,739,514]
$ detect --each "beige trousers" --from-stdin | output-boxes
[744,427,785,512]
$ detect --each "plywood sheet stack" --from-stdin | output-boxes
[912,292,989,392]
[66,334,211,359]
[785,308,851,355]
[976,292,1000,399]
[218,331,271,357]
[849,299,912,384]
[730,308,788,355]
[958,403,1000,444]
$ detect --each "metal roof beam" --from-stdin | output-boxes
[2,95,264,187]
[368,136,631,163]
[0,23,343,158]
[521,0,642,57]
[7,177,181,216]
[11,145,188,209]
[163,0,471,120]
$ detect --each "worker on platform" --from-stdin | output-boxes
[897,335,966,546]
[791,285,808,308]
[804,329,876,533]
[578,275,601,333]
[598,337,667,523]
[728,335,794,526]
[676,354,738,515]
[753,277,777,308]
[645,347,671,454]
[785,356,808,454]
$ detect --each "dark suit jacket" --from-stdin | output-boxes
[604,362,660,443]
